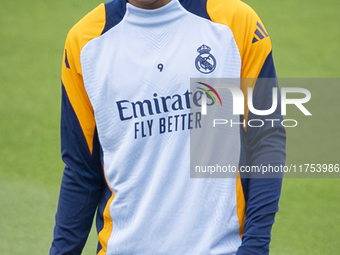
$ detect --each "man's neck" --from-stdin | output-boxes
[128,0,172,10]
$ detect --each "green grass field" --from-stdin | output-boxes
[0,0,339,254]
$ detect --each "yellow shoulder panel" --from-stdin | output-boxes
[61,4,106,154]
[207,0,272,79]
[207,0,273,125]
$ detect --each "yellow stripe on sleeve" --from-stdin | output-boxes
[61,3,106,154]
[236,171,246,238]
[98,165,115,255]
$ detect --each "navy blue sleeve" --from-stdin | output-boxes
[50,85,105,255]
[237,52,286,255]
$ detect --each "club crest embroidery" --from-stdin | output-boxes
[195,44,216,74]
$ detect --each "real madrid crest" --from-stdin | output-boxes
[195,44,216,74]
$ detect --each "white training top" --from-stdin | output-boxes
[80,0,242,254]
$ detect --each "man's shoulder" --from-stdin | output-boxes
[207,0,270,60]
[66,3,107,50]
[207,0,260,29]
[66,1,127,50]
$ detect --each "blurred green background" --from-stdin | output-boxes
[0,0,339,254]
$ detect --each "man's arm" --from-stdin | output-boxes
[235,10,286,255]
[50,87,104,254]
[206,0,286,253]
[236,4,286,253]
[50,6,107,253]
[237,52,286,255]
